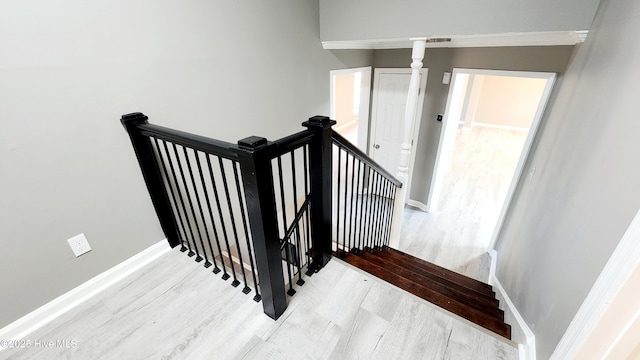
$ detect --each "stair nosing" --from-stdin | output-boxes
[371,249,498,301]
[358,251,504,320]
[381,247,495,295]
[341,252,511,339]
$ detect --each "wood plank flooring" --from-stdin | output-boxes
[0,249,517,360]
[399,126,528,282]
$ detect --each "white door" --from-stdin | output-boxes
[369,68,427,195]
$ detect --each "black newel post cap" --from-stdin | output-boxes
[303,115,337,128]
[238,136,268,150]
[121,112,149,127]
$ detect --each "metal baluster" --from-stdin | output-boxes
[168,143,197,257]
[347,153,356,253]
[341,149,349,254]
[303,145,313,276]
[290,150,305,287]
[194,151,221,271]
[183,147,210,264]
[373,172,385,250]
[232,162,260,299]
[353,159,363,253]
[152,138,188,252]
[206,155,230,279]
[379,179,390,247]
[335,145,342,255]
[363,166,375,251]
[386,185,399,247]
[217,158,241,287]
[385,180,394,246]
[276,156,295,296]
[220,158,249,290]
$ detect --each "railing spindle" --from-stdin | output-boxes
[195,153,222,274]
[152,138,189,252]
[233,162,260,299]
[217,158,241,287]
[342,149,349,254]
[183,147,212,264]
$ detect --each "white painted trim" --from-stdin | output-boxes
[322,31,589,50]
[489,250,536,360]
[426,70,470,212]
[492,278,537,360]
[369,68,428,199]
[488,71,556,251]
[406,199,429,212]
[0,240,171,348]
[550,209,640,360]
[330,66,372,152]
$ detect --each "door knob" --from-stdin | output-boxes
[374,144,380,149]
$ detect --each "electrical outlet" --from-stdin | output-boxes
[67,233,92,257]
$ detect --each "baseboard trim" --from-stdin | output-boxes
[489,251,536,360]
[406,199,429,212]
[0,239,170,348]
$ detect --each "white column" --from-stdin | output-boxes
[388,38,426,249]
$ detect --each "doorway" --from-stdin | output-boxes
[369,68,427,197]
[427,68,556,251]
[330,67,372,152]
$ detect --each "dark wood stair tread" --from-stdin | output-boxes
[338,249,511,339]
[358,251,503,320]
[369,248,498,302]
[380,246,495,296]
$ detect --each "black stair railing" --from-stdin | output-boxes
[331,131,401,256]
[122,113,338,320]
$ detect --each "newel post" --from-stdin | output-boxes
[236,136,287,320]
[389,38,427,249]
[303,116,337,272]
[121,112,181,248]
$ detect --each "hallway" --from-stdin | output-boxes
[398,126,528,281]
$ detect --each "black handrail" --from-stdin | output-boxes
[331,130,402,188]
[272,129,315,157]
[136,122,239,160]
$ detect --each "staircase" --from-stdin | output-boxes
[338,246,511,339]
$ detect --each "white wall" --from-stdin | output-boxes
[320,0,600,42]
[494,0,640,358]
[0,0,372,328]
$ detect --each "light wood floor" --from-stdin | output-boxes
[0,126,524,359]
[0,249,517,360]
[399,126,528,282]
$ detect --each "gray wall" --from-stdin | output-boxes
[373,46,575,203]
[320,0,600,42]
[495,0,640,358]
[0,0,372,328]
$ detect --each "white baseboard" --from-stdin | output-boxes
[489,250,536,360]
[0,240,170,348]
[406,199,429,212]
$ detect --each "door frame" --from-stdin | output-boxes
[426,68,556,251]
[329,66,372,152]
[369,68,428,199]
